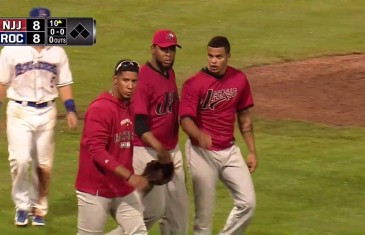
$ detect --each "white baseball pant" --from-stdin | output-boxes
[77,190,147,235]
[107,145,189,235]
[7,100,56,216]
[185,139,256,235]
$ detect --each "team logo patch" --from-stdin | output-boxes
[166,32,175,41]
[156,91,178,115]
[120,118,132,126]
[200,88,238,110]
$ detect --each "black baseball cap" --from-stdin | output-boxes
[114,59,140,75]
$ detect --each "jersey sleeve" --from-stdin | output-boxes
[56,47,73,87]
[179,78,199,119]
[84,105,121,173]
[237,74,254,111]
[132,79,149,115]
[0,47,12,85]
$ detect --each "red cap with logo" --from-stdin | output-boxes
[152,29,181,48]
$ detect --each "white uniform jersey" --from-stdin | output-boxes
[0,46,73,103]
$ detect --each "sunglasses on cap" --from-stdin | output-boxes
[114,60,140,75]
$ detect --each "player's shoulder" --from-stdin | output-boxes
[87,93,113,113]
[184,69,204,84]
[1,46,26,54]
[227,66,249,81]
[228,66,246,77]
[138,63,150,75]
[181,70,204,92]
[137,63,160,84]
[47,46,68,55]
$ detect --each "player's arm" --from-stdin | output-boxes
[180,116,212,149]
[0,47,11,109]
[133,76,172,163]
[57,48,77,129]
[0,84,7,106]
[135,115,172,164]
[85,106,132,178]
[237,109,257,173]
[179,79,212,149]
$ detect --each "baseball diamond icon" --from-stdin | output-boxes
[70,23,90,39]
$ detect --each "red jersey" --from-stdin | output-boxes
[75,92,135,198]
[179,66,253,151]
[132,62,179,150]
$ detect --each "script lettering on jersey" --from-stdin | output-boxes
[156,91,178,115]
[114,118,133,148]
[200,88,238,110]
[15,61,57,77]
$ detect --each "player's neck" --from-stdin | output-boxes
[32,46,45,53]
[110,89,121,100]
[110,89,129,103]
[148,59,169,77]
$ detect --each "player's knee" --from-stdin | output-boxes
[143,206,165,227]
[236,198,256,216]
[9,158,29,174]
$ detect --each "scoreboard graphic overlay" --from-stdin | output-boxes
[0,17,96,46]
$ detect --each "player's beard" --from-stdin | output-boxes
[156,58,174,74]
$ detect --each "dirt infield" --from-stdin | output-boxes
[1,53,364,130]
[245,53,365,127]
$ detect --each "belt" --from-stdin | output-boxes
[15,100,55,109]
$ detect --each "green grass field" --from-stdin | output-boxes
[1,0,365,234]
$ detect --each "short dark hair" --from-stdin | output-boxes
[207,36,230,54]
[114,59,140,75]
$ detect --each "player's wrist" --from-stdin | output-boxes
[126,172,133,181]
[64,99,76,113]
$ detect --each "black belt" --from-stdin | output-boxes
[15,100,55,109]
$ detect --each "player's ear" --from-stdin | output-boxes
[227,53,231,58]
[151,45,156,54]
[113,75,118,85]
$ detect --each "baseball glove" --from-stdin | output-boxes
[142,160,175,185]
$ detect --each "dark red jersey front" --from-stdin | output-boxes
[132,63,179,150]
[179,66,253,151]
[75,92,135,198]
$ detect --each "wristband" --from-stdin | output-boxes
[126,173,133,181]
[64,99,76,113]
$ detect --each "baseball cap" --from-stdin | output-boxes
[29,7,51,17]
[152,29,181,48]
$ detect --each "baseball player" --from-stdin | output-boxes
[107,29,189,235]
[0,7,78,227]
[75,59,149,235]
[179,36,258,235]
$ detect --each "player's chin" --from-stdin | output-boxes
[163,61,173,69]
[122,94,132,100]
[208,66,219,73]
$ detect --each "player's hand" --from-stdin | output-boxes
[66,111,78,130]
[197,131,212,149]
[246,152,258,173]
[157,148,172,164]
[127,174,149,190]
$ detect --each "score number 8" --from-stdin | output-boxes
[33,21,40,30]
[33,34,40,43]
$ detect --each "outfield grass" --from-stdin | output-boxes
[1,0,365,234]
